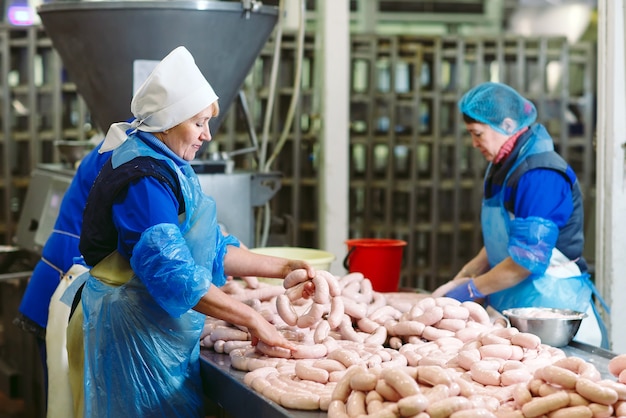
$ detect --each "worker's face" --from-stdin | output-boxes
[161,103,217,161]
[465,122,509,162]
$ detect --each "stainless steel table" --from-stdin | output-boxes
[200,348,326,418]
[562,340,616,380]
[200,341,618,418]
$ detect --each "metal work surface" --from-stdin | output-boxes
[562,340,617,380]
[200,342,618,418]
[200,349,326,418]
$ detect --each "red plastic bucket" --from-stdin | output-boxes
[343,238,407,292]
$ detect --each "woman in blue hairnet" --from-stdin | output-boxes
[66,46,315,418]
[433,81,608,348]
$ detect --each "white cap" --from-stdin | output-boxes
[101,46,218,152]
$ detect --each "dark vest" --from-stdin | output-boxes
[79,156,185,266]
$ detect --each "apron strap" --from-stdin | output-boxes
[584,274,611,349]
[67,251,135,321]
[40,256,65,279]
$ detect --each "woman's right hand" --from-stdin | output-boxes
[248,313,296,351]
[195,285,296,351]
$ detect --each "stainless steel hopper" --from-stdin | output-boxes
[18,1,282,248]
[37,1,279,134]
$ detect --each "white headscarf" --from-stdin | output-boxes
[100,46,218,153]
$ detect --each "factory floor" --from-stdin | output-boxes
[0,252,227,418]
[0,390,227,418]
[0,393,226,418]
[0,391,230,418]
[0,390,24,417]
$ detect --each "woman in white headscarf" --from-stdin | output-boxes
[66,46,315,418]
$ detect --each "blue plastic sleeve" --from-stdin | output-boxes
[508,216,558,275]
[130,223,211,318]
[211,228,240,287]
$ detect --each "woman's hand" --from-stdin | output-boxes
[282,260,316,282]
[281,261,316,299]
[247,313,296,351]
[194,286,297,351]
[433,247,489,297]
[444,278,485,302]
[432,277,471,298]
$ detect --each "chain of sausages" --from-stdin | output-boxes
[200,271,626,416]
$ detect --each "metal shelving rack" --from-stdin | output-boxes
[0,26,596,293]
[344,34,596,290]
[0,24,89,245]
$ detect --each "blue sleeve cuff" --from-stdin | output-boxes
[508,216,558,275]
[211,229,240,287]
[445,279,485,302]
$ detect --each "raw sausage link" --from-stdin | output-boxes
[381,367,421,398]
[276,294,298,326]
[576,377,619,406]
[426,396,473,418]
[295,361,329,384]
[327,296,345,330]
[510,332,541,349]
[313,358,346,373]
[345,390,367,417]
[608,354,626,378]
[597,379,626,401]
[283,269,310,289]
[327,399,349,418]
[331,365,367,402]
[521,391,570,418]
[349,370,378,392]
[291,343,328,359]
[318,270,342,297]
[461,300,491,325]
[285,281,308,301]
[312,274,330,305]
[547,405,592,418]
[587,402,614,418]
[450,408,497,418]
[397,393,429,417]
[374,379,402,402]
[297,302,326,329]
[538,365,579,389]
[280,392,320,411]
[416,365,453,387]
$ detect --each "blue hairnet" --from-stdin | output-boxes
[458,82,537,135]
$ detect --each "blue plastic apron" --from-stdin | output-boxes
[81,138,219,417]
[482,129,609,348]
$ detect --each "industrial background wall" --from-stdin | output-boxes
[0,25,596,293]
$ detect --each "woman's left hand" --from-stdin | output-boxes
[432,277,471,298]
[444,278,485,302]
[283,260,316,281]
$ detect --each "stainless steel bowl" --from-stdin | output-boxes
[502,307,587,347]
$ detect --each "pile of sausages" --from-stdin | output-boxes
[200,270,626,417]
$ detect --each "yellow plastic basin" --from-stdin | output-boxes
[249,246,336,285]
